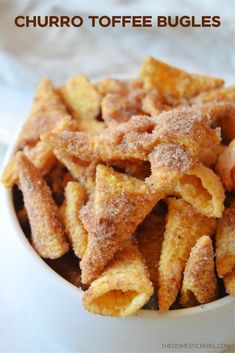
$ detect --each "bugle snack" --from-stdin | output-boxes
[3,56,235,317]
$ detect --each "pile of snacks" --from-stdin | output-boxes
[2,57,235,317]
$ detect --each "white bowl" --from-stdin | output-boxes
[1,112,235,353]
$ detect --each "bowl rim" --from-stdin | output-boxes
[1,84,235,319]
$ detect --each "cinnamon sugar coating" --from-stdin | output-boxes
[216,201,235,278]
[2,56,234,317]
[17,153,69,259]
[180,236,218,307]
[18,78,69,148]
[158,198,216,312]
[80,165,163,284]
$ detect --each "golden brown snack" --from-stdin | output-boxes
[153,106,221,156]
[83,240,154,317]
[180,236,218,307]
[158,198,216,312]
[198,144,226,168]
[96,77,143,96]
[63,182,88,258]
[141,57,224,99]
[1,142,56,189]
[53,148,96,194]
[146,144,194,193]
[1,115,75,188]
[59,75,104,133]
[197,101,235,140]
[43,105,220,165]
[96,78,126,96]
[101,89,145,127]
[223,269,235,295]
[192,85,235,104]
[43,115,157,162]
[18,78,69,147]
[216,201,235,278]
[3,58,235,317]
[80,165,163,284]
[215,140,235,192]
[137,214,165,289]
[1,154,19,189]
[142,90,173,116]
[17,152,69,259]
[24,142,56,175]
[176,163,225,218]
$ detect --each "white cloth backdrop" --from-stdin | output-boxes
[0,0,235,90]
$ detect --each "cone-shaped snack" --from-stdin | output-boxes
[58,75,104,134]
[224,269,235,295]
[158,198,216,312]
[1,115,75,188]
[198,145,225,168]
[1,155,19,189]
[23,141,56,176]
[180,236,218,308]
[146,144,194,193]
[43,105,220,166]
[83,240,154,317]
[101,88,145,127]
[96,77,143,97]
[176,163,225,218]
[137,214,165,290]
[96,77,127,96]
[192,86,235,104]
[18,78,69,147]
[140,57,224,99]
[26,115,76,173]
[43,114,157,162]
[216,139,235,192]
[152,106,221,157]
[62,182,88,259]
[53,148,96,194]
[142,91,173,116]
[216,201,235,279]
[197,101,235,141]
[17,152,69,259]
[80,165,163,284]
